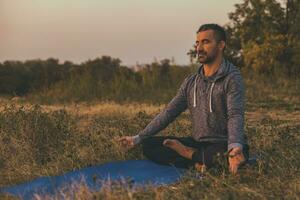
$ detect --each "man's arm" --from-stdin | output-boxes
[133,76,192,143]
[226,72,245,150]
[226,72,246,174]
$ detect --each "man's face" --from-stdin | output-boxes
[195,30,224,64]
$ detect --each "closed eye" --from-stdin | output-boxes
[202,39,210,44]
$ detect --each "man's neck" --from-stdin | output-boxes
[203,56,223,77]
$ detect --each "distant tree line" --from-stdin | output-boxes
[0,56,193,103]
[0,0,299,103]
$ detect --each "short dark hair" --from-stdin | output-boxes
[197,24,226,43]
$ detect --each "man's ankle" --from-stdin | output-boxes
[181,147,196,160]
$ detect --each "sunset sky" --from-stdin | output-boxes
[0,0,243,66]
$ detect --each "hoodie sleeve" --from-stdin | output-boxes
[226,73,246,150]
[137,76,191,141]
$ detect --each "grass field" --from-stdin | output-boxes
[0,99,299,199]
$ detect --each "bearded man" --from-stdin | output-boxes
[119,24,249,174]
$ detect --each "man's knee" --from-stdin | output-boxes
[243,144,250,161]
[141,137,162,157]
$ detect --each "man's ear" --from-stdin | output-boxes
[218,41,226,51]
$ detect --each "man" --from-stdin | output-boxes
[118,24,249,174]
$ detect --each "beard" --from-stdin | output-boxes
[197,49,218,64]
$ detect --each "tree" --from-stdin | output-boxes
[225,0,299,75]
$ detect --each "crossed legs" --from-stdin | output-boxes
[141,136,228,169]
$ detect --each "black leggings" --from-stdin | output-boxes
[142,136,247,169]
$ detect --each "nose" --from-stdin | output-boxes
[195,42,203,52]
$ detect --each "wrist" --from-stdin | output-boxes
[228,143,243,152]
[132,135,141,145]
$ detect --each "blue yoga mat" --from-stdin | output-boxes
[0,160,185,200]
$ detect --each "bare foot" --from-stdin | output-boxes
[195,163,206,173]
[163,139,182,149]
[163,139,196,160]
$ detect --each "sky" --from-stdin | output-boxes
[0,0,243,66]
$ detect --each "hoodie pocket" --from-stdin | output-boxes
[208,110,227,135]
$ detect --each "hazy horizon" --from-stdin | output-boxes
[1,0,243,66]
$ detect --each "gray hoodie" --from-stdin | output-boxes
[135,59,247,150]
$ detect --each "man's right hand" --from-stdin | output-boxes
[117,135,140,149]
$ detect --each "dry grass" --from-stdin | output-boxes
[0,101,299,199]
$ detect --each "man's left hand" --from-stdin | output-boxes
[228,147,245,174]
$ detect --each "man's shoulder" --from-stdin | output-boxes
[181,73,198,87]
[225,63,244,82]
[222,62,245,92]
